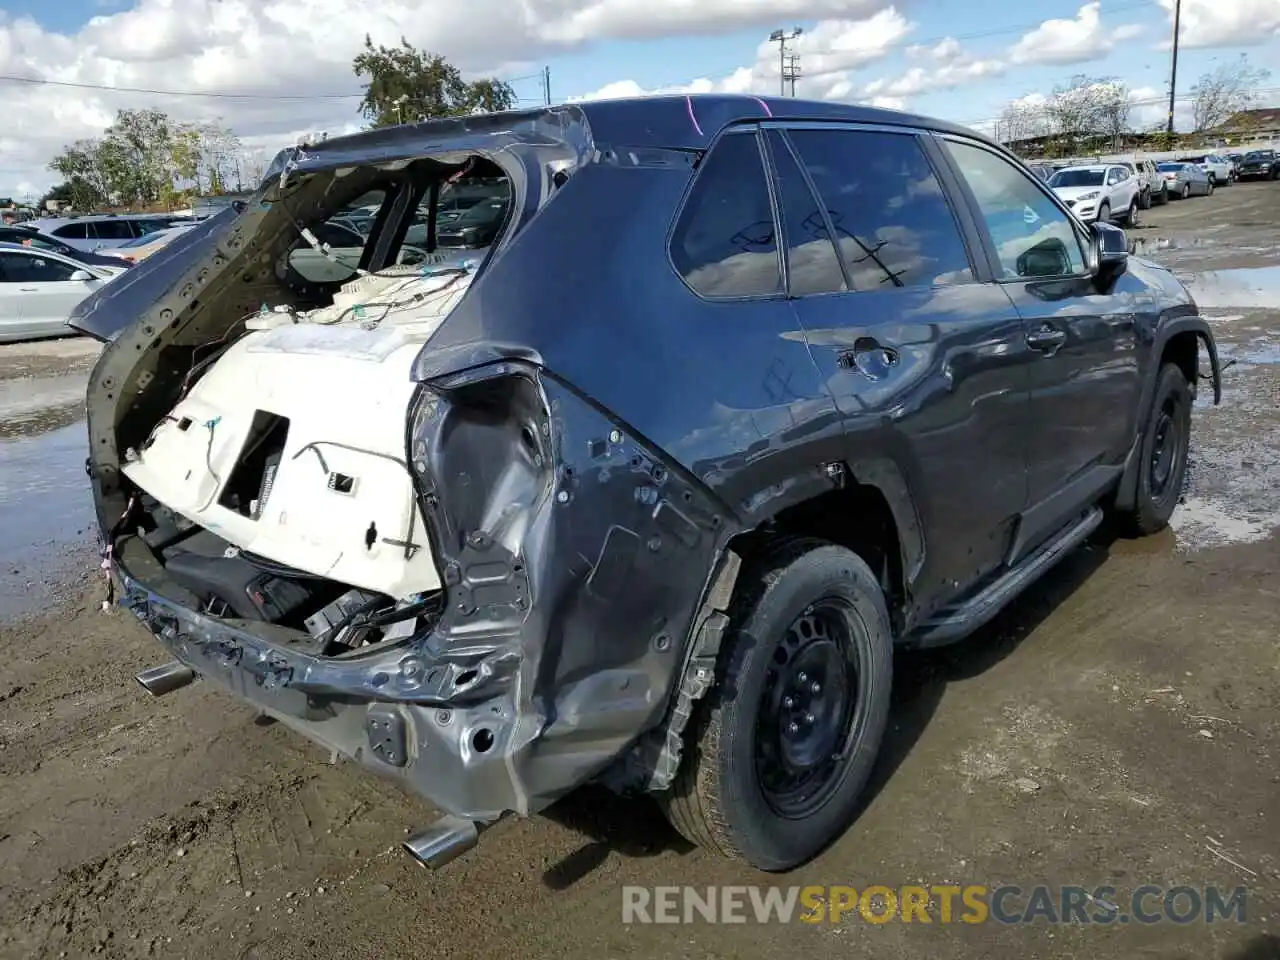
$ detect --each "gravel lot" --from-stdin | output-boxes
[0,183,1277,960]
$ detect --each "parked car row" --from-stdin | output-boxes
[1037,146,1278,226]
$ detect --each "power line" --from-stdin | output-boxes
[0,70,548,101]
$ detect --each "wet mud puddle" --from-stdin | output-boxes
[0,419,97,621]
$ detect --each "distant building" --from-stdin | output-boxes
[1213,108,1280,146]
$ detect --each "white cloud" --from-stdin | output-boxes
[1156,0,1280,47]
[862,44,1004,99]
[1007,2,1142,65]
[574,8,915,104]
[905,37,963,62]
[0,0,894,196]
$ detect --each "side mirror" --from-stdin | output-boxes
[1088,221,1128,284]
[69,268,94,281]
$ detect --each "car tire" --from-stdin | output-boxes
[1113,362,1192,537]
[1207,180,1215,196]
[660,538,893,871]
[1138,187,1151,210]
[1097,201,1111,223]
[1125,197,1139,225]
[1182,182,1191,200]
[1155,185,1168,205]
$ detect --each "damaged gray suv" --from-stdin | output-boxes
[74,95,1221,872]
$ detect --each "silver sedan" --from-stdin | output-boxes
[1156,162,1214,200]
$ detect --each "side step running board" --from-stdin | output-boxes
[909,507,1103,649]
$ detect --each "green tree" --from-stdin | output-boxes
[352,35,517,127]
[47,140,111,209]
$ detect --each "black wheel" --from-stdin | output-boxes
[1125,197,1139,225]
[1113,363,1192,536]
[1097,201,1111,223]
[661,539,893,871]
[1207,180,1215,196]
[1138,187,1151,210]
[1182,182,1191,200]
[1157,185,1169,205]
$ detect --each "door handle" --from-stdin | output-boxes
[18,287,37,292]
[838,337,900,378]
[1026,324,1066,354]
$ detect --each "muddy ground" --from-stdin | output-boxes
[1,184,1278,960]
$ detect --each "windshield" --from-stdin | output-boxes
[1049,169,1105,187]
[1157,163,1183,172]
[1244,151,1273,161]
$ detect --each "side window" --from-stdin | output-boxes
[764,130,846,296]
[670,130,781,298]
[286,190,387,284]
[943,139,1086,281]
[0,252,77,282]
[52,223,89,240]
[92,220,134,241]
[785,129,974,290]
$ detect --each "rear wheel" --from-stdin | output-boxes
[1155,184,1169,205]
[1113,362,1192,537]
[661,540,893,871]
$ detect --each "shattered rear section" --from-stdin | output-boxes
[86,104,742,824]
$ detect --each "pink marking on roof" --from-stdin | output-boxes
[753,97,773,117]
[685,96,705,137]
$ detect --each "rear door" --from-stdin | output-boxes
[937,136,1143,552]
[763,123,1033,614]
[0,250,100,336]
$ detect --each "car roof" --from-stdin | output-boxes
[310,94,1002,157]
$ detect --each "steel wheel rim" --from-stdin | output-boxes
[1149,397,1182,499]
[754,599,864,820]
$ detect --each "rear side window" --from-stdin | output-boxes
[92,220,134,241]
[670,130,781,299]
[52,223,89,240]
[786,129,974,289]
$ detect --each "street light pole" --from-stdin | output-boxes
[769,28,803,97]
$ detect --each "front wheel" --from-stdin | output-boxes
[661,540,893,871]
[1097,201,1111,223]
[1112,362,1192,536]
[1182,182,1191,200]
[1125,197,1139,225]
[1138,187,1152,210]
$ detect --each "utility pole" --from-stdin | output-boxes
[1166,0,1182,139]
[769,28,803,96]
[542,66,551,106]
[783,53,802,97]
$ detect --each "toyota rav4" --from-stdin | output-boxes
[73,96,1221,873]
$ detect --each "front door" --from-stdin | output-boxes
[937,138,1143,530]
[761,124,1034,615]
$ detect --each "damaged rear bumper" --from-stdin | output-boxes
[116,555,530,821]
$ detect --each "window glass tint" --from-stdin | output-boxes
[945,140,1086,280]
[765,131,845,296]
[0,252,77,282]
[52,223,89,240]
[786,129,973,290]
[92,220,134,241]
[670,131,781,298]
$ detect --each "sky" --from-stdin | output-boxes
[0,0,1277,199]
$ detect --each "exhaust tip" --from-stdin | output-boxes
[403,815,481,869]
[136,661,196,697]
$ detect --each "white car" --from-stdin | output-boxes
[1047,164,1141,224]
[0,242,124,342]
[1178,154,1233,185]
